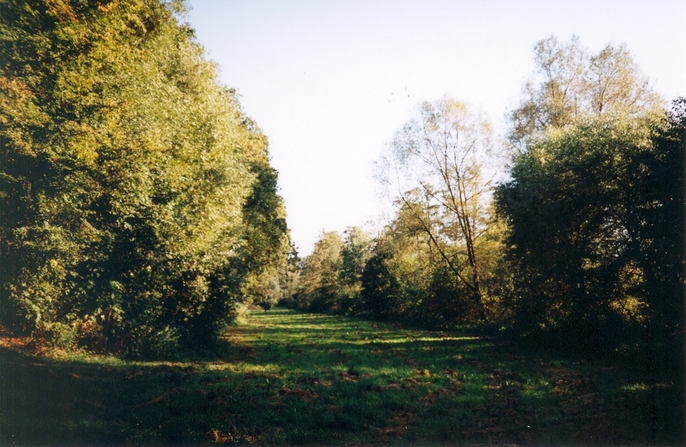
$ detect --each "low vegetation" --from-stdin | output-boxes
[1,308,682,445]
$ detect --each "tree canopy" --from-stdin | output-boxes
[508,35,664,148]
[287,37,683,367]
[495,33,681,354]
[376,97,501,320]
[2,11,682,367]
[0,0,289,355]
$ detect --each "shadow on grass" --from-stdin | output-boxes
[0,308,683,446]
[0,345,215,445]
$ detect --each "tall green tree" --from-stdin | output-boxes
[377,97,499,320]
[495,109,681,351]
[497,36,677,355]
[336,227,372,313]
[0,0,287,354]
[295,231,343,312]
[233,156,290,313]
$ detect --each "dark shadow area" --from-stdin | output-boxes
[0,344,236,445]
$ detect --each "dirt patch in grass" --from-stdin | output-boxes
[375,411,416,442]
[269,386,320,409]
[301,376,333,386]
[420,388,457,407]
[538,362,626,444]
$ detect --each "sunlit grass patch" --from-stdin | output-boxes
[207,362,281,375]
[619,382,671,392]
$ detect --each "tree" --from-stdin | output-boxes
[359,217,430,322]
[336,227,372,313]
[623,99,685,345]
[360,236,404,321]
[377,97,499,320]
[495,111,679,351]
[498,36,677,356]
[0,0,288,354]
[508,35,663,148]
[295,231,343,312]
[278,242,302,306]
[234,156,290,314]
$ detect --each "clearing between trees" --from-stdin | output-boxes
[0,308,682,445]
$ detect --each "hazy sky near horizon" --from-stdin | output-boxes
[186,0,685,255]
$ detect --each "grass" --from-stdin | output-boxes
[1,307,683,445]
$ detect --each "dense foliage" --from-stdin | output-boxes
[0,0,289,355]
[495,36,683,356]
[1,9,681,367]
[495,108,684,354]
[288,37,683,364]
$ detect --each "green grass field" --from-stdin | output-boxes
[1,307,682,445]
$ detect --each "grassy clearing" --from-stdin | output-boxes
[1,307,682,445]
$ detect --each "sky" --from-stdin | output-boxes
[185,0,685,255]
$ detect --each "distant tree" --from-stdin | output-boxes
[360,219,429,321]
[360,238,404,321]
[295,231,343,312]
[337,227,373,313]
[508,35,663,148]
[278,243,302,306]
[377,97,500,320]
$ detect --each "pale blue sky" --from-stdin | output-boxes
[186,0,685,255]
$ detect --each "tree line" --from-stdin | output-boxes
[0,0,290,356]
[1,1,682,362]
[286,36,684,361]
